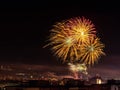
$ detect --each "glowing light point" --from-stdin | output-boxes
[97,79,102,84]
[89,45,94,51]
[81,31,84,36]
[66,37,72,44]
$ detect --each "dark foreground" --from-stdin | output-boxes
[0,79,120,90]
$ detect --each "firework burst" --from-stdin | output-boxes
[44,17,98,63]
[67,17,96,44]
[80,37,105,65]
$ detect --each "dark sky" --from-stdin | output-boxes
[0,1,120,78]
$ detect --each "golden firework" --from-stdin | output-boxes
[44,17,97,63]
[67,17,96,44]
[80,37,105,65]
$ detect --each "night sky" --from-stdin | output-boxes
[0,1,120,78]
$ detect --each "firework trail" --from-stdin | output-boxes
[68,63,88,79]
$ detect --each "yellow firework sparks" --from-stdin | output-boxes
[80,37,105,65]
[67,17,96,44]
[47,27,78,62]
[44,17,97,63]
